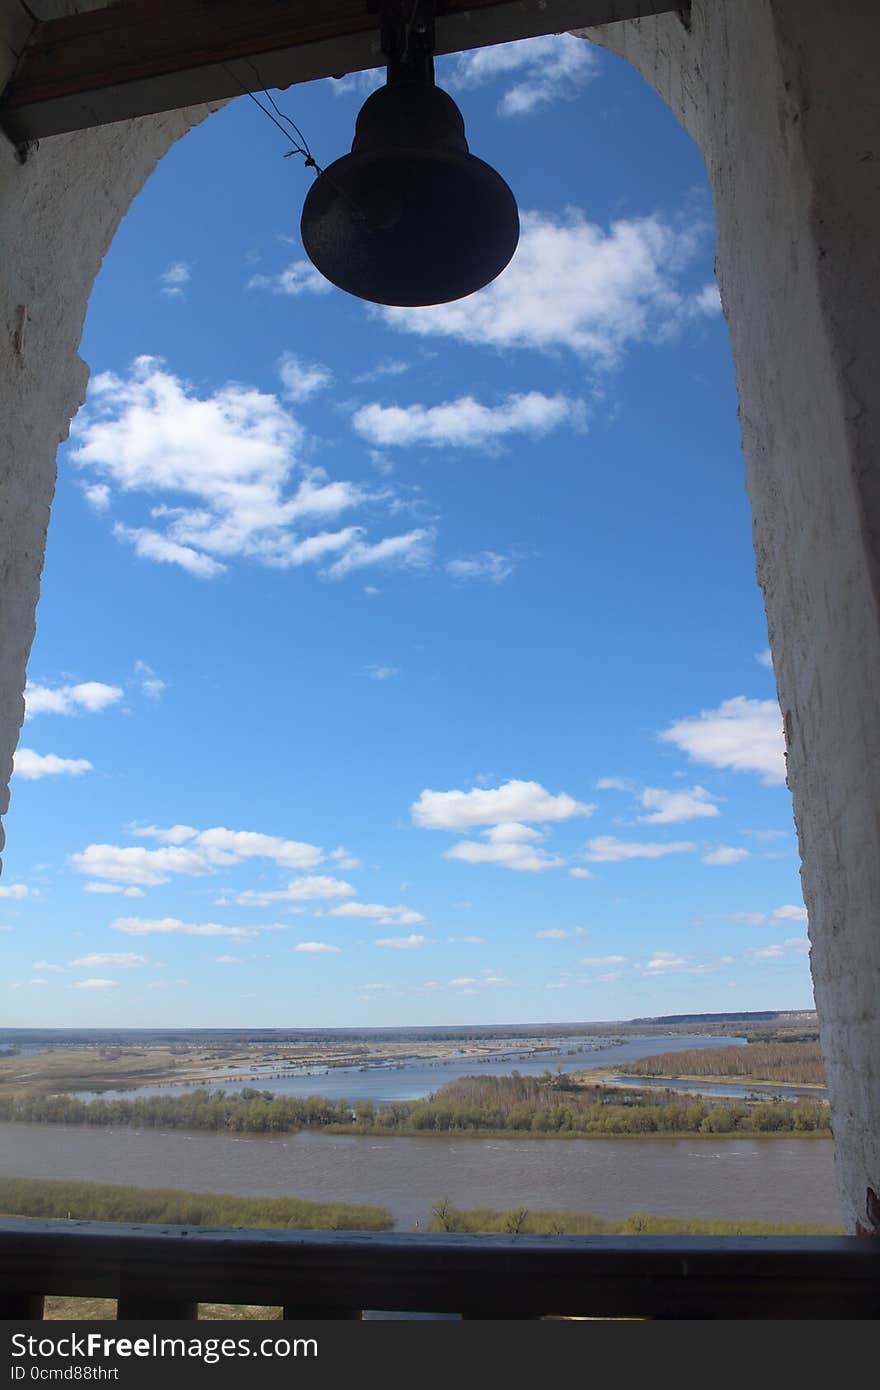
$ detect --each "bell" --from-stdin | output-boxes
[300,75,520,307]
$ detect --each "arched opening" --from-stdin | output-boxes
[1,5,878,1317]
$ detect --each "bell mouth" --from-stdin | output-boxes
[300,147,520,307]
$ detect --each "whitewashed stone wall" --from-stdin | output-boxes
[580,0,880,1232]
[0,103,213,866]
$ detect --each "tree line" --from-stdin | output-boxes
[624,1041,825,1085]
[0,1075,832,1137]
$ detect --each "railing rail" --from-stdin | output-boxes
[1,1220,879,1319]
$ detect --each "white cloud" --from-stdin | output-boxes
[159,261,191,297]
[236,876,356,906]
[445,840,565,873]
[82,482,111,512]
[71,357,414,581]
[446,34,599,117]
[328,902,425,926]
[702,847,751,866]
[536,926,586,940]
[294,941,341,954]
[375,934,429,949]
[583,836,696,862]
[637,785,720,825]
[72,844,214,887]
[32,961,65,973]
[659,696,786,785]
[69,953,147,969]
[352,392,582,450]
[448,935,486,944]
[380,210,715,364]
[756,648,774,670]
[412,779,593,830]
[13,750,93,780]
[75,825,326,886]
[643,952,692,975]
[215,954,240,964]
[365,664,398,681]
[25,681,123,718]
[774,904,808,921]
[111,917,278,939]
[277,351,333,403]
[748,938,810,961]
[0,884,29,899]
[446,551,515,584]
[176,826,325,871]
[568,867,594,880]
[83,883,144,899]
[578,955,627,967]
[247,260,332,296]
[73,978,117,989]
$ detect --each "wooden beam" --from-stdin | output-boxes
[0,1,683,145]
[1,1220,880,1319]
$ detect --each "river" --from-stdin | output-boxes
[76,1034,753,1104]
[0,1121,840,1230]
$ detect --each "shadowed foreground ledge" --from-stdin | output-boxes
[1,1219,878,1320]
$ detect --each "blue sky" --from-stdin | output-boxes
[1,35,812,1027]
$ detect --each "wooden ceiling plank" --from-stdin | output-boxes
[0,1,683,145]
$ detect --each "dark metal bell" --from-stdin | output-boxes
[300,78,520,307]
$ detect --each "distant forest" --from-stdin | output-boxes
[0,1074,831,1138]
[626,1041,825,1086]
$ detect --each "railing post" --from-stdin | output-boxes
[0,1292,44,1318]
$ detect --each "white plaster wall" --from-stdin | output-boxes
[0,103,215,862]
[580,0,880,1232]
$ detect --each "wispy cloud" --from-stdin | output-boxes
[247,260,332,297]
[702,846,751,866]
[352,392,583,450]
[69,953,147,969]
[446,34,599,117]
[294,941,341,954]
[375,934,429,949]
[159,261,191,298]
[111,917,287,939]
[446,551,516,584]
[582,836,696,863]
[236,877,356,906]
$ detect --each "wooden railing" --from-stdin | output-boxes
[1,1220,878,1319]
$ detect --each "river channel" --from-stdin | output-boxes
[0,1121,840,1230]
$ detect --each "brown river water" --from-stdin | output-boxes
[0,1121,841,1230]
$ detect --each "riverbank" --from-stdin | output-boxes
[0,1177,843,1237]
